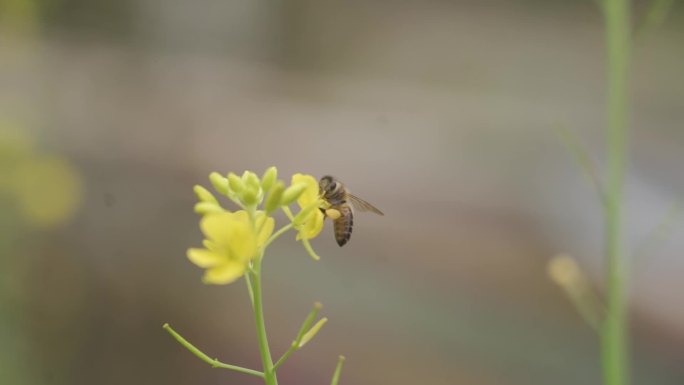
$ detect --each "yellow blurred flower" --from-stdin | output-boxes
[291,174,324,241]
[1,124,83,227]
[187,210,274,285]
[11,155,82,227]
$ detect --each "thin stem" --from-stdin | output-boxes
[250,260,278,385]
[264,223,294,249]
[602,0,631,384]
[330,355,346,385]
[555,125,607,205]
[273,302,322,370]
[225,190,246,210]
[273,343,297,371]
[244,272,255,307]
[162,323,264,378]
[281,206,295,221]
[301,237,321,261]
[293,302,323,342]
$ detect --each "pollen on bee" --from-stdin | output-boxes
[325,208,342,220]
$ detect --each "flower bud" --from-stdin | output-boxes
[265,181,285,213]
[299,318,327,348]
[240,187,259,206]
[243,171,261,192]
[240,171,262,206]
[209,172,230,195]
[194,202,224,215]
[193,185,218,204]
[227,172,245,193]
[548,254,582,288]
[261,166,278,192]
[281,183,307,206]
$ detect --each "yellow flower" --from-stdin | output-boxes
[11,154,82,227]
[1,125,83,227]
[291,174,324,241]
[187,210,274,284]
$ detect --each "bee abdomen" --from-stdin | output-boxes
[333,206,353,247]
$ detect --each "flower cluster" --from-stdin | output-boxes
[187,167,329,284]
[168,167,347,385]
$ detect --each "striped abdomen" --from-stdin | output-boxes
[333,204,353,247]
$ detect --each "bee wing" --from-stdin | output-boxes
[347,193,384,216]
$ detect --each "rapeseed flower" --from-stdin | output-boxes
[188,168,325,283]
[291,173,325,241]
[187,211,273,284]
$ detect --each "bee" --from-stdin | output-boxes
[319,175,384,247]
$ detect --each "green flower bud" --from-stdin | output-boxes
[240,186,259,206]
[299,318,327,348]
[243,170,261,191]
[209,172,230,195]
[261,166,278,192]
[264,181,285,213]
[227,172,245,193]
[280,183,307,207]
[240,171,262,206]
[193,185,218,204]
[194,202,223,215]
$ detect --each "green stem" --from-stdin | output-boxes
[602,0,631,384]
[330,355,346,385]
[273,302,322,370]
[301,237,321,261]
[244,272,255,307]
[555,125,606,204]
[250,260,278,385]
[281,206,295,221]
[264,223,294,249]
[162,323,264,378]
[273,343,297,371]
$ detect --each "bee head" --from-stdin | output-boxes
[319,175,337,195]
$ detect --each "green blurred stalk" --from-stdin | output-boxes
[601,0,631,385]
[250,258,278,385]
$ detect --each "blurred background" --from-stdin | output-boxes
[1,0,683,384]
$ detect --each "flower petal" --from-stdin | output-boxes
[296,210,324,240]
[202,239,223,252]
[200,211,251,244]
[203,262,245,284]
[199,213,234,244]
[226,220,257,262]
[255,212,275,247]
[187,248,224,268]
[291,174,320,209]
[231,210,250,222]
